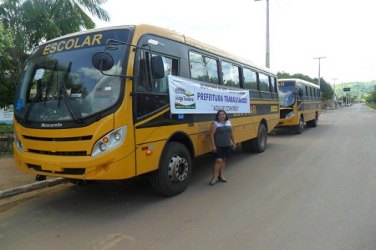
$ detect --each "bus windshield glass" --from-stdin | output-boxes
[278,81,296,107]
[14,28,132,124]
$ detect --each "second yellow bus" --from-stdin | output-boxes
[277,78,321,134]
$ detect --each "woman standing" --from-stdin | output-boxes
[209,110,236,185]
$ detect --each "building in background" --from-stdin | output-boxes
[0,106,13,124]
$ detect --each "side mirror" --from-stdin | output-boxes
[92,52,114,71]
[151,56,165,79]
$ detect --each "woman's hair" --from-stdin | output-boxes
[215,110,228,121]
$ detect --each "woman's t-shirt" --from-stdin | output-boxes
[214,120,232,147]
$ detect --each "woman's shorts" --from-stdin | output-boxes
[214,146,231,159]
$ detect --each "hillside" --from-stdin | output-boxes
[334,81,376,100]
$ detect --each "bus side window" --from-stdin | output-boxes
[136,58,149,92]
[221,61,240,87]
[135,52,179,119]
[244,68,259,99]
[152,55,177,93]
[189,51,219,84]
[259,72,271,99]
[271,76,278,100]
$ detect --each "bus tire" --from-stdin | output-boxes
[295,116,304,134]
[241,140,253,153]
[249,123,267,153]
[150,142,192,196]
[306,114,318,127]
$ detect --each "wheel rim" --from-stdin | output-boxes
[168,154,189,183]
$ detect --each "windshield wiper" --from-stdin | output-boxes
[58,62,82,124]
[44,61,58,106]
[22,82,45,123]
[23,61,58,123]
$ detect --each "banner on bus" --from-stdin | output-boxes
[168,75,250,114]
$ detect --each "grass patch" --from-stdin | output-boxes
[366,103,376,110]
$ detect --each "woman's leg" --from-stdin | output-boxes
[211,158,222,184]
[219,159,226,181]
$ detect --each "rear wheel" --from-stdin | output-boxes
[150,142,192,196]
[294,116,304,134]
[306,114,318,127]
[243,123,267,153]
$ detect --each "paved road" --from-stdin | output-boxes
[1,104,376,250]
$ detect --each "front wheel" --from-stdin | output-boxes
[150,142,192,196]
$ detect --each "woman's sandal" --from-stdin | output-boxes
[218,177,227,183]
[209,179,218,185]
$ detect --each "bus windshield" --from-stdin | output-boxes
[278,83,296,107]
[14,28,131,125]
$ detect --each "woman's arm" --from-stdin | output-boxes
[230,126,236,150]
[209,122,217,152]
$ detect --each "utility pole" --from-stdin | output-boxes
[332,77,338,108]
[255,0,270,68]
[313,56,326,86]
[332,77,337,97]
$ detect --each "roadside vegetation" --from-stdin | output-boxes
[0,0,110,109]
[365,85,376,110]
[366,103,376,110]
[0,123,13,157]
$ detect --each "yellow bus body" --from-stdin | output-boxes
[277,78,321,133]
[13,24,279,195]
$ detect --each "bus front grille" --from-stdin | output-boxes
[28,149,88,156]
[23,135,92,141]
[21,134,93,156]
[27,164,85,175]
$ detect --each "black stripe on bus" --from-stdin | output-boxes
[136,103,278,129]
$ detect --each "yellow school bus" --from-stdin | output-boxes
[13,24,279,196]
[277,78,321,134]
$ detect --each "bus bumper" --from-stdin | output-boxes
[13,143,136,180]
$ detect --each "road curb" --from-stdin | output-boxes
[0,178,67,199]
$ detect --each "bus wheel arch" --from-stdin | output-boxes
[242,120,268,153]
[307,112,318,127]
[149,132,193,196]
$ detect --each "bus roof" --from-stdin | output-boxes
[278,78,320,89]
[42,24,275,76]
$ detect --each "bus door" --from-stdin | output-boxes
[133,49,179,175]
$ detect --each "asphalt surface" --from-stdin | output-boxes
[0,105,371,200]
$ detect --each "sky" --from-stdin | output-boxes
[94,0,376,85]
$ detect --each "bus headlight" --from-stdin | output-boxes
[91,126,127,157]
[14,133,24,152]
[285,111,296,119]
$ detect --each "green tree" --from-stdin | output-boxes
[317,78,334,100]
[366,85,376,103]
[0,0,110,107]
[22,0,110,49]
[277,72,315,83]
[0,22,16,108]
